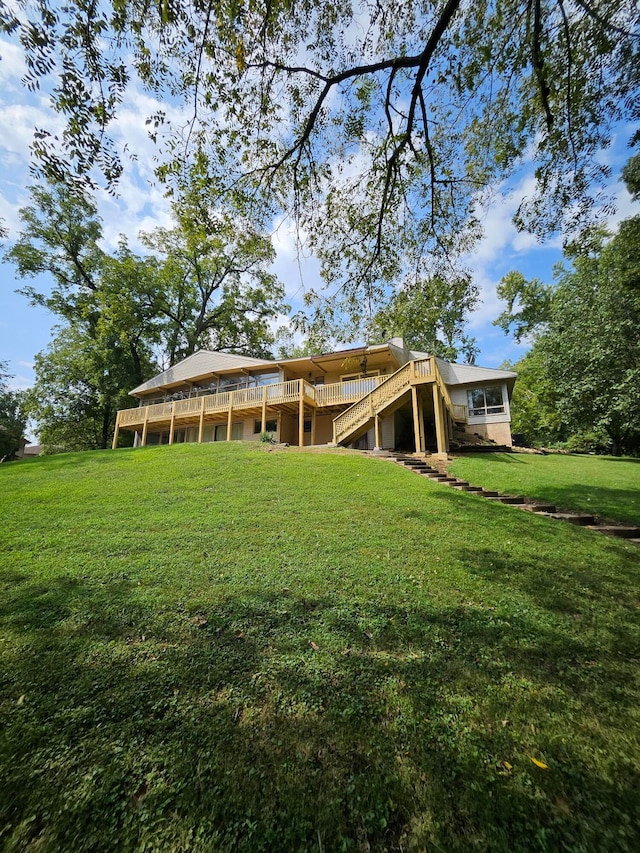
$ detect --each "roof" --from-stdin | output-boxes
[433,357,517,386]
[130,341,518,397]
[129,350,274,395]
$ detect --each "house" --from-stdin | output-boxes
[112,338,516,455]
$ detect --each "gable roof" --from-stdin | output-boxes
[129,350,274,395]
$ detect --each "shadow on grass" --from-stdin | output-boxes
[519,483,639,525]
[1,553,639,853]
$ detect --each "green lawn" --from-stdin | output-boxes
[447,452,640,526]
[1,444,639,852]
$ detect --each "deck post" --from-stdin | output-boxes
[261,386,267,433]
[298,379,304,447]
[432,385,447,453]
[411,386,423,454]
[168,405,176,445]
[374,414,382,450]
[227,391,234,440]
[141,409,149,447]
[198,396,205,443]
[111,412,120,450]
[417,392,426,451]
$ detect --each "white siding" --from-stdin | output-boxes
[381,415,395,449]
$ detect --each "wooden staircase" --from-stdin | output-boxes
[333,357,456,446]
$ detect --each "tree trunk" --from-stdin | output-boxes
[101,405,112,450]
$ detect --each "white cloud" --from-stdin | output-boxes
[0,37,27,87]
[0,102,57,160]
[7,372,33,391]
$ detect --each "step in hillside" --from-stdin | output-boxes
[586,525,640,539]
[484,495,525,505]
[519,503,557,513]
[543,512,596,526]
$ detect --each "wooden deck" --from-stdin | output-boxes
[113,367,467,451]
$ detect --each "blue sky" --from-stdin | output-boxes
[1,31,637,395]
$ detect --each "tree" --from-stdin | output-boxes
[370,274,479,361]
[5,184,161,386]
[26,324,155,452]
[142,183,288,364]
[495,158,640,454]
[0,363,27,461]
[500,351,568,446]
[1,0,638,307]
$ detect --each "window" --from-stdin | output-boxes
[250,371,280,387]
[254,419,277,433]
[467,386,505,417]
[219,377,239,392]
[341,371,380,381]
[303,419,312,433]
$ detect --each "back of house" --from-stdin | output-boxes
[113,338,516,455]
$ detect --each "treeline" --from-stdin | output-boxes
[496,155,640,456]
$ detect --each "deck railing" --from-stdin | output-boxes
[452,404,468,422]
[315,376,384,407]
[117,378,319,427]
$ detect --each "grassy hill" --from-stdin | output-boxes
[1,444,639,852]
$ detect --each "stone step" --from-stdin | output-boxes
[546,512,596,526]
[480,490,499,497]
[485,495,525,505]
[520,503,557,513]
[587,525,640,539]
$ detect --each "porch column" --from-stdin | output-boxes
[311,408,317,446]
[197,396,205,443]
[374,413,382,450]
[411,386,423,454]
[168,404,176,445]
[227,391,234,440]
[298,379,304,447]
[261,386,267,433]
[432,385,447,454]
[141,409,149,447]
[111,412,120,450]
